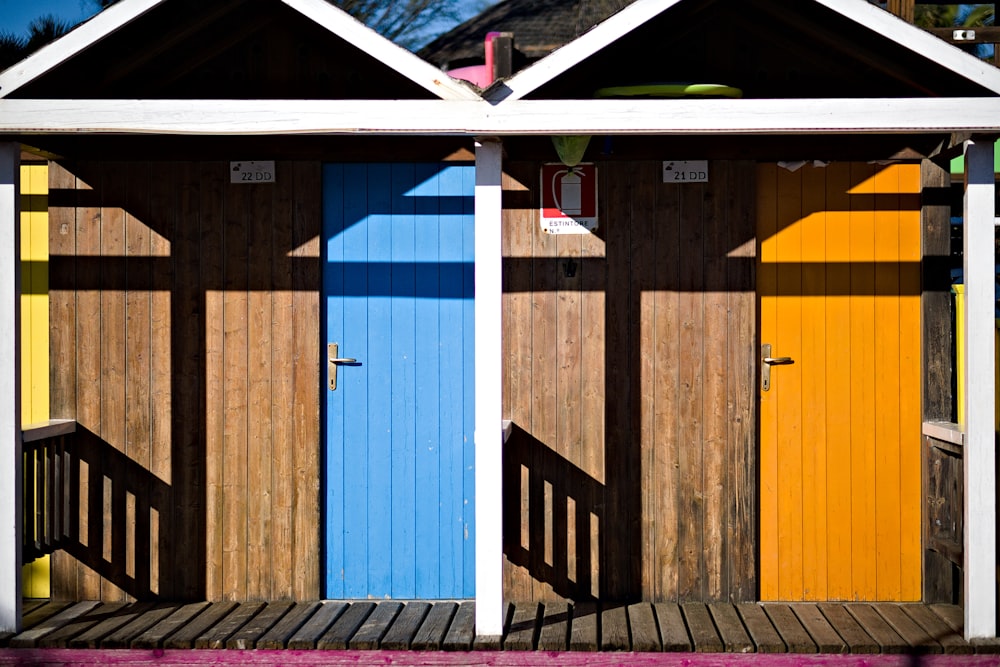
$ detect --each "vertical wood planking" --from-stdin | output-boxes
[897,164,922,600]
[757,164,779,601]
[247,173,274,599]
[824,162,853,601]
[702,162,728,600]
[874,165,902,600]
[271,162,296,599]
[391,164,417,598]
[202,162,226,602]
[291,161,321,601]
[222,171,250,600]
[99,163,127,602]
[654,167,681,601]
[124,162,151,596]
[849,162,877,599]
[48,162,77,600]
[775,165,803,601]
[800,165,827,601]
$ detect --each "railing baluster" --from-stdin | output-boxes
[20,420,77,563]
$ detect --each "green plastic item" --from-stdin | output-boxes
[551,135,592,167]
[594,83,743,99]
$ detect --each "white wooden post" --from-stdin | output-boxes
[963,136,996,640]
[0,143,21,633]
[474,137,504,638]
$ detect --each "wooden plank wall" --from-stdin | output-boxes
[47,160,321,602]
[501,160,757,603]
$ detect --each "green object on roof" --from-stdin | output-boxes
[594,83,743,98]
[951,139,1000,175]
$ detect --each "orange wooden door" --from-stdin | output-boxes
[758,162,922,601]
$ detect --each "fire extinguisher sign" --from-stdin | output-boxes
[540,163,598,234]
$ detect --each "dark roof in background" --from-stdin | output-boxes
[419,0,633,69]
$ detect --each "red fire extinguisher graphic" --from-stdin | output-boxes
[552,167,582,215]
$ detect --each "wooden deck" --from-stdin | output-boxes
[1,599,998,661]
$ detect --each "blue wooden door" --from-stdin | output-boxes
[322,163,475,599]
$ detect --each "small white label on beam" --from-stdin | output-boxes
[663,160,708,183]
[230,161,275,184]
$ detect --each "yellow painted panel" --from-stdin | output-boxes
[20,163,50,599]
[759,162,921,601]
[824,162,854,601]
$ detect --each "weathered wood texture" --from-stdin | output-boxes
[501,160,757,603]
[47,160,322,602]
[4,600,982,654]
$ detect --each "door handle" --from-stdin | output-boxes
[328,343,357,391]
[761,344,794,392]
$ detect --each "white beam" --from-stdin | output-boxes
[0,143,21,633]
[962,137,996,640]
[3,98,1000,136]
[474,137,503,639]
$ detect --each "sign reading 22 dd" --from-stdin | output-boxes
[663,160,709,183]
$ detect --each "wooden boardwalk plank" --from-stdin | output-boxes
[735,604,784,653]
[681,602,723,653]
[763,604,816,653]
[2,601,72,645]
[69,602,155,649]
[257,602,323,649]
[600,604,630,651]
[902,603,973,655]
[21,600,47,615]
[38,603,126,648]
[317,602,375,650]
[287,601,347,650]
[349,602,403,650]
[845,604,908,653]
[410,601,455,650]
[195,601,264,649]
[873,603,942,654]
[102,603,183,649]
[654,603,692,652]
[791,603,847,653]
[134,602,211,649]
[504,602,539,650]
[9,601,100,648]
[818,604,879,654]
[569,602,598,652]
[162,601,237,650]
[708,602,753,653]
[226,601,295,649]
[627,602,660,652]
[380,602,431,650]
[536,601,570,652]
[930,603,964,635]
[442,600,475,651]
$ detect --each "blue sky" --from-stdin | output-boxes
[0,0,484,45]
[0,0,100,37]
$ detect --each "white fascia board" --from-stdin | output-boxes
[490,0,1000,103]
[486,0,681,102]
[0,0,166,98]
[812,0,1000,95]
[3,98,1000,135]
[279,0,480,100]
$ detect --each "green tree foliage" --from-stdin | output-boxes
[914,3,995,59]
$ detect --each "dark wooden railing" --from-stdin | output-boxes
[21,419,76,564]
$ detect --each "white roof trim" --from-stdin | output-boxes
[0,0,480,102]
[487,0,679,102]
[0,0,166,98]
[488,0,1000,102]
[2,97,1000,135]
[278,0,479,100]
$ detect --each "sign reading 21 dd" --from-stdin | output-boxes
[663,160,709,183]
[540,163,598,235]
